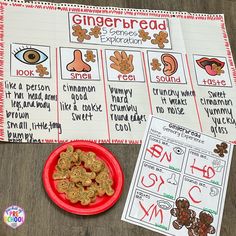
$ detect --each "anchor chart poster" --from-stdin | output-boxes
[0,1,236,143]
[122,116,234,236]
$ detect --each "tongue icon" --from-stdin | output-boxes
[205,64,218,76]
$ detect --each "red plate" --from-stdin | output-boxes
[42,141,124,215]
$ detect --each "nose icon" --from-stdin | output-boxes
[167,173,178,185]
[66,50,91,72]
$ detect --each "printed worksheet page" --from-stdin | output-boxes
[122,116,234,236]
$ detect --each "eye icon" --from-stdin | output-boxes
[173,147,184,155]
[14,48,48,65]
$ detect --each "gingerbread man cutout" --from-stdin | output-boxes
[214,142,228,157]
[85,50,96,62]
[170,198,196,230]
[36,64,49,77]
[89,26,101,38]
[151,58,161,71]
[151,31,169,48]
[138,29,151,41]
[188,211,215,236]
[72,24,91,43]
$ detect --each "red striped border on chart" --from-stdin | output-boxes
[0,3,5,140]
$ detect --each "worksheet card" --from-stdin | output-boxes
[0,1,236,143]
[122,116,233,236]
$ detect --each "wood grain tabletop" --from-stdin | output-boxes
[0,0,236,236]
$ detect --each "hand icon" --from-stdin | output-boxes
[110,51,134,74]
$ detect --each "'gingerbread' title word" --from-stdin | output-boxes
[72,14,168,30]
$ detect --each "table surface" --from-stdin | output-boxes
[0,0,236,236]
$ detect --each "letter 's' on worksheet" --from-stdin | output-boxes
[0,1,236,143]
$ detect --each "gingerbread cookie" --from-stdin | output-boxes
[170,198,196,230]
[212,63,224,75]
[188,211,215,236]
[53,167,69,180]
[70,166,96,186]
[99,179,114,196]
[151,31,169,48]
[151,58,161,71]
[95,168,114,196]
[36,64,49,77]
[84,158,105,173]
[95,168,110,183]
[79,189,96,205]
[57,155,71,170]
[214,142,228,157]
[53,146,115,205]
[56,180,74,193]
[138,29,151,41]
[89,26,101,38]
[72,24,91,43]
[85,50,96,62]
[60,145,79,163]
[65,186,81,204]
